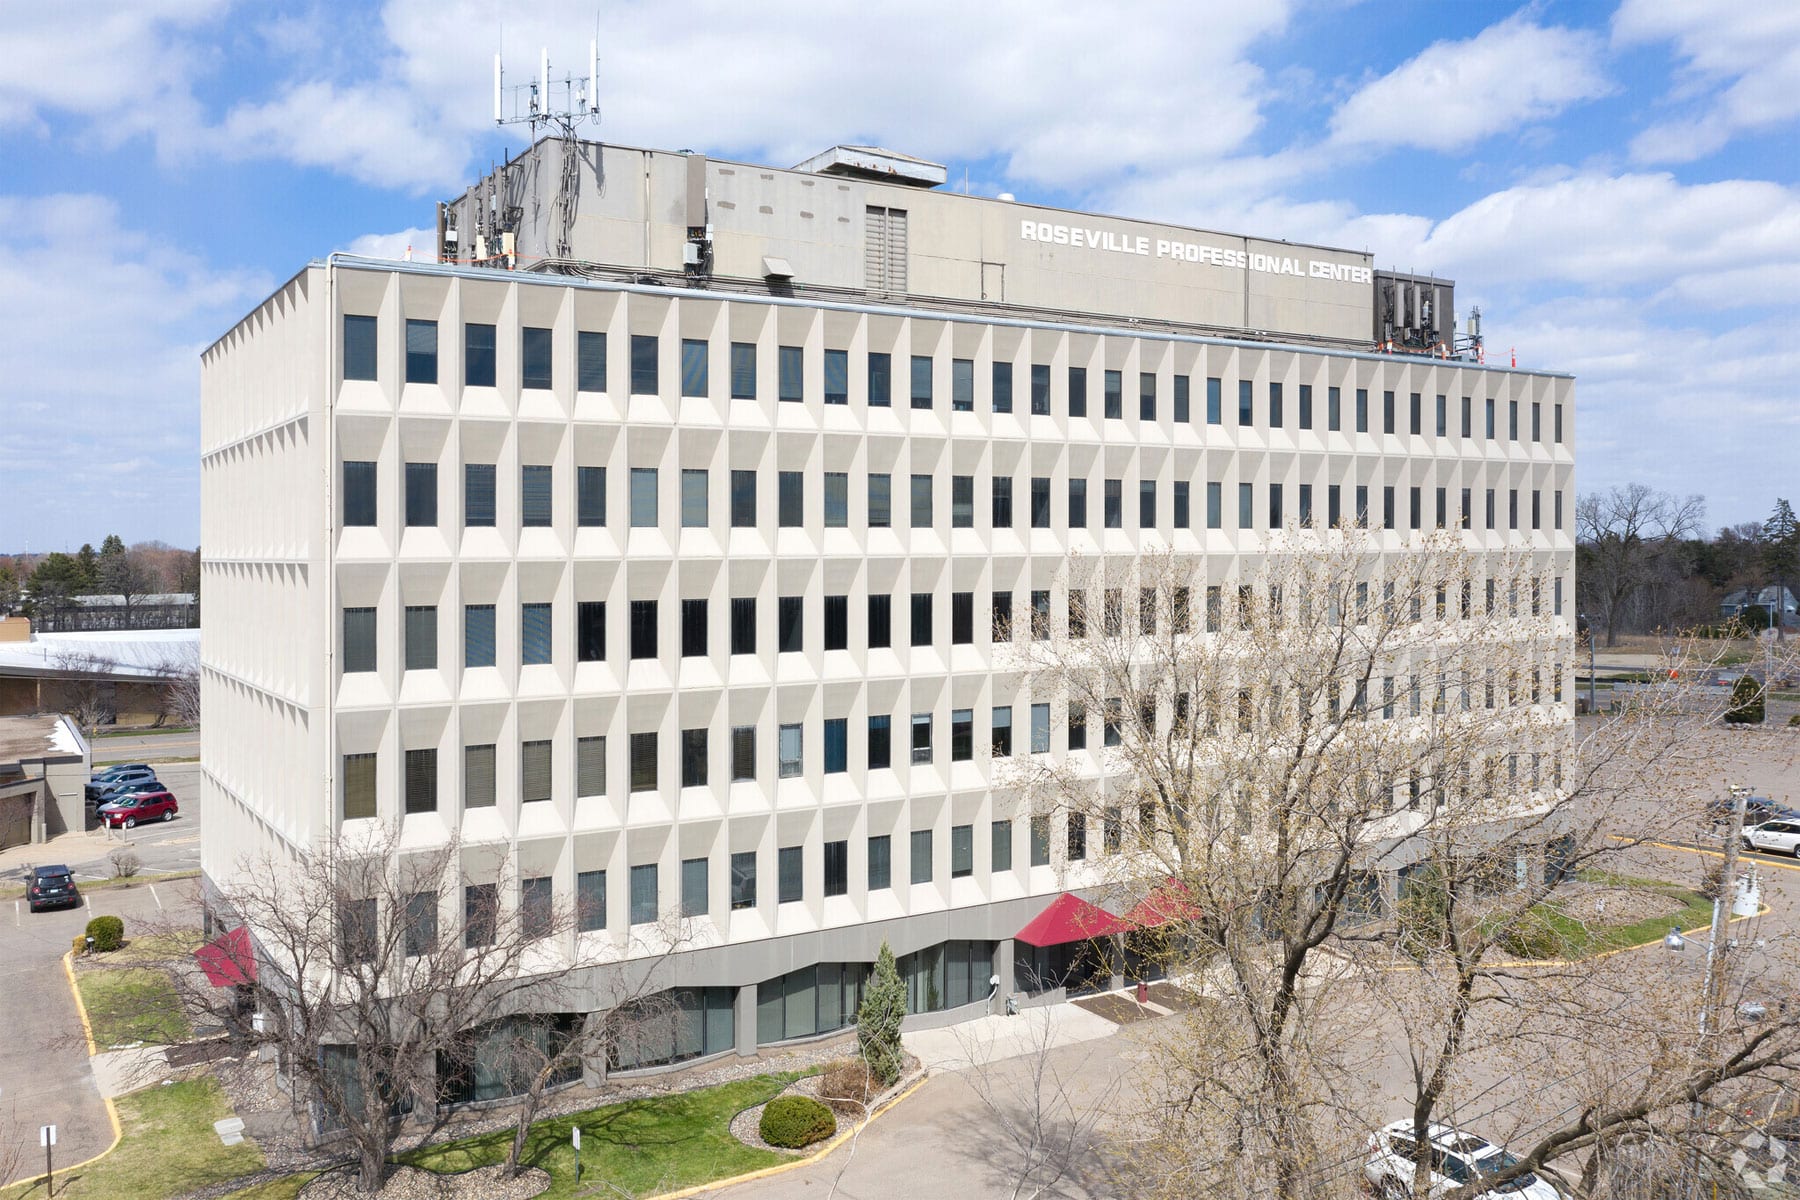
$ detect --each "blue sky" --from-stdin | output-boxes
[2,0,1795,551]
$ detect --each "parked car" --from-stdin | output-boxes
[86,766,157,801]
[95,790,178,829]
[1709,795,1797,829]
[1743,820,1800,857]
[89,762,150,784]
[26,865,81,913]
[1366,1120,1561,1199]
[88,779,162,810]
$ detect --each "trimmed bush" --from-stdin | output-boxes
[1725,675,1765,724]
[87,914,125,952]
[1498,912,1565,959]
[759,1094,836,1149]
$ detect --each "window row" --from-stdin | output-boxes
[341,460,1570,536]
[340,576,1568,673]
[338,664,1567,815]
[342,315,1569,444]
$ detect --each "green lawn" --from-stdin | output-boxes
[104,928,204,966]
[76,966,192,1048]
[92,725,196,738]
[223,1072,804,1200]
[0,1077,262,1200]
[1501,873,1715,960]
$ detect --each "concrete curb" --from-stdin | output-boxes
[3,953,125,1194]
[651,1070,931,1199]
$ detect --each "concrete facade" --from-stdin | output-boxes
[202,142,1573,1068]
[0,714,91,846]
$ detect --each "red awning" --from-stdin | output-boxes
[1125,878,1202,928]
[1014,892,1134,947]
[194,926,257,988]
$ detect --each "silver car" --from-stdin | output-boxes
[1366,1120,1561,1199]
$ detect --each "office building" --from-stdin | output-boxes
[201,137,1574,1074]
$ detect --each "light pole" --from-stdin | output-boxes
[1579,612,1596,715]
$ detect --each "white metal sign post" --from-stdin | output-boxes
[572,1124,581,1185]
[39,1124,56,1196]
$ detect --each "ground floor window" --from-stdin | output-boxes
[317,1043,412,1132]
[1015,939,1115,997]
[609,986,736,1071]
[898,940,995,1013]
[757,961,872,1045]
[438,1013,582,1105]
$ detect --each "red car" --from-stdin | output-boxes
[95,790,179,828]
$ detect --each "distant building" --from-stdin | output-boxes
[0,714,90,847]
[0,628,200,723]
[34,592,199,633]
[1720,586,1797,626]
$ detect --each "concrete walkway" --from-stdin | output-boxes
[902,997,1123,1072]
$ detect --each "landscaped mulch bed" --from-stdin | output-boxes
[298,1163,550,1199]
[1549,880,1688,927]
[728,1055,921,1155]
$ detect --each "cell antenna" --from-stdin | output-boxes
[492,41,604,261]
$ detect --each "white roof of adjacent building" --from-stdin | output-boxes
[0,714,87,765]
[0,629,199,680]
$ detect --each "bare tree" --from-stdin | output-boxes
[438,929,686,1179]
[180,825,593,1194]
[98,543,162,629]
[1578,484,1706,645]
[0,1101,29,1190]
[43,648,121,733]
[997,532,1800,1200]
[951,1005,1121,1200]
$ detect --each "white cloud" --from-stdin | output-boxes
[0,1,226,143]
[1506,301,1799,526]
[1615,1,1800,163]
[1329,15,1608,153]
[364,0,1293,194]
[214,81,470,192]
[0,194,266,549]
[342,226,435,260]
[1361,173,1800,306]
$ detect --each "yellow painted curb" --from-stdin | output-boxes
[651,1072,931,1200]
[1630,837,1800,873]
[3,954,125,1195]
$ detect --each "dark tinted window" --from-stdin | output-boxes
[630,335,658,394]
[343,315,376,381]
[521,326,553,389]
[404,319,437,384]
[465,323,497,387]
[577,331,606,392]
[343,461,377,527]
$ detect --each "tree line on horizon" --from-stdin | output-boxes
[0,535,201,620]
[1578,488,1796,645]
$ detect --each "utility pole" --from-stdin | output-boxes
[1685,785,1747,1199]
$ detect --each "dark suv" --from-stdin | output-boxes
[27,866,80,913]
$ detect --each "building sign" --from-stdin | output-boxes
[1018,218,1373,284]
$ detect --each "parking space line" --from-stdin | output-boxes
[1622,836,1800,874]
[148,884,162,911]
[12,900,17,926]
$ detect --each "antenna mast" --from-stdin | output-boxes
[493,41,602,262]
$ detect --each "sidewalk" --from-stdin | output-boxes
[0,826,123,880]
[902,997,1122,1072]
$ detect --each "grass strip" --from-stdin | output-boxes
[76,966,192,1048]
[0,1077,261,1200]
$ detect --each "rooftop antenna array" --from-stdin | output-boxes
[489,41,602,262]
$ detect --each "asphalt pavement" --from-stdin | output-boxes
[0,883,194,1187]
